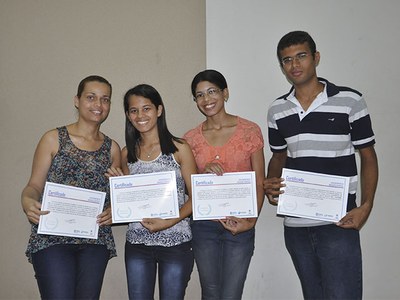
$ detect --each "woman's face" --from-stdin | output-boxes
[74,81,111,124]
[126,95,162,133]
[194,81,228,117]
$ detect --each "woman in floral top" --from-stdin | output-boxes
[184,69,265,300]
[21,75,121,299]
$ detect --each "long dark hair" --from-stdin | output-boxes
[123,84,181,163]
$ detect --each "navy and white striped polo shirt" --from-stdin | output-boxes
[268,78,375,226]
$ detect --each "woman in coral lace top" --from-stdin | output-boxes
[183,69,265,300]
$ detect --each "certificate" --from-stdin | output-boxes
[277,168,349,222]
[191,172,258,220]
[38,182,106,239]
[109,171,179,223]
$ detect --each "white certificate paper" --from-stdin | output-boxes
[38,182,106,239]
[277,168,350,222]
[109,171,179,223]
[192,172,258,220]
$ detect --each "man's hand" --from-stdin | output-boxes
[263,177,285,205]
[336,204,373,230]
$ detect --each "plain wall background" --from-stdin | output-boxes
[206,1,400,299]
[0,1,204,299]
[1,0,399,299]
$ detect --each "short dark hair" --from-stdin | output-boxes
[76,75,112,98]
[191,69,228,100]
[123,84,180,163]
[277,31,317,65]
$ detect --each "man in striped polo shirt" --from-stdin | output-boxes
[264,31,378,300]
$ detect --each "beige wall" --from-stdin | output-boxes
[0,1,205,299]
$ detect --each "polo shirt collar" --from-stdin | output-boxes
[282,77,340,100]
[286,79,330,118]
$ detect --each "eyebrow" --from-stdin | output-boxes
[196,87,218,93]
[282,51,308,59]
[129,104,153,109]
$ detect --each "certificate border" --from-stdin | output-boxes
[38,182,106,239]
[277,168,349,222]
[191,171,258,220]
[109,171,179,223]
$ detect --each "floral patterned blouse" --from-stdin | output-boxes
[25,126,116,263]
[126,153,192,247]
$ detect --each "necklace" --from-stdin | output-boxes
[139,142,158,159]
[146,145,156,158]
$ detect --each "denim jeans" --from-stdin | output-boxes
[284,224,362,300]
[125,241,194,300]
[191,221,255,300]
[31,244,110,300]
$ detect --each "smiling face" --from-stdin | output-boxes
[74,81,111,124]
[194,80,229,117]
[126,95,162,134]
[279,42,320,88]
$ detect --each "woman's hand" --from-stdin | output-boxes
[97,206,113,226]
[204,162,224,176]
[141,218,176,233]
[105,166,124,178]
[219,216,256,235]
[22,197,49,224]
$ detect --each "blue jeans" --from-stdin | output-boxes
[191,221,255,300]
[284,224,362,300]
[125,241,194,300]
[31,244,110,300]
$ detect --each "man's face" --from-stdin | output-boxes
[279,42,320,87]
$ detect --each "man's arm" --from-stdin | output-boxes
[264,151,287,205]
[337,145,378,229]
